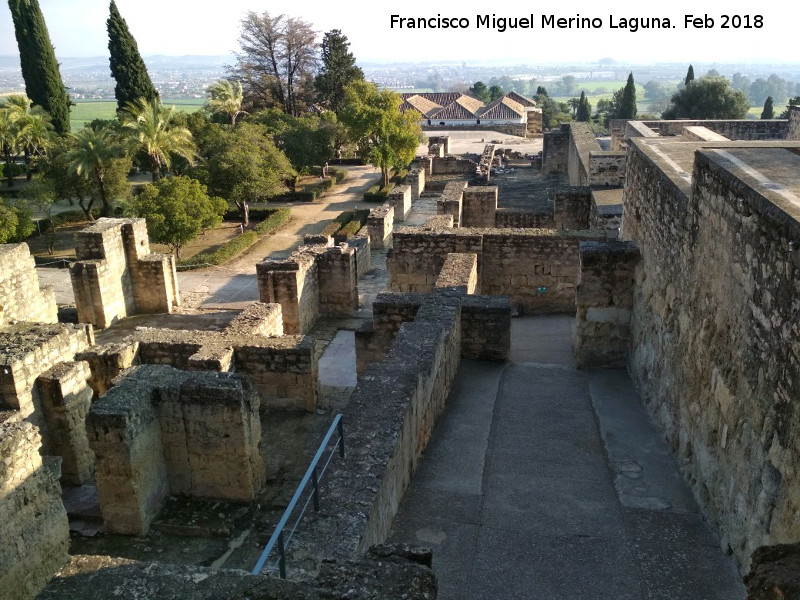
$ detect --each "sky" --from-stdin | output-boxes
[0,0,794,65]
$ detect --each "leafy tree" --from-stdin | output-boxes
[489,85,504,102]
[662,76,749,120]
[314,29,363,114]
[231,11,317,116]
[561,75,576,96]
[468,81,490,103]
[644,81,667,101]
[339,81,423,188]
[576,92,591,122]
[706,68,720,78]
[107,0,159,112]
[8,0,71,133]
[567,97,580,116]
[0,100,27,187]
[761,96,774,119]
[120,98,195,181]
[779,97,800,119]
[536,86,548,97]
[63,125,131,218]
[205,79,246,127]
[130,175,227,258]
[732,73,751,93]
[0,200,34,243]
[196,121,294,225]
[618,73,637,119]
[685,65,695,87]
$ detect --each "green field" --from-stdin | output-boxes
[70,98,204,131]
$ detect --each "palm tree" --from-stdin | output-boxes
[119,97,195,181]
[4,95,54,179]
[64,125,124,218]
[205,79,246,126]
[0,106,25,187]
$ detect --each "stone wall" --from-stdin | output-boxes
[554,187,592,230]
[0,243,57,325]
[434,253,478,294]
[0,323,94,423]
[423,122,527,137]
[0,415,69,598]
[258,245,358,334]
[69,218,179,329]
[589,151,627,187]
[436,181,467,227]
[542,124,570,176]
[428,135,450,155]
[461,186,498,228]
[788,106,800,141]
[388,226,602,313]
[403,167,426,200]
[495,210,555,229]
[367,205,394,249]
[388,185,412,222]
[621,140,800,566]
[87,366,264,535]
[460,295,511,361]
[681,126,730,142]
[608,119,628,151]
[568,122,602,186]
[354,294,424,378]
[431,156,478,175]
[590,189,624,231]
[573,241,639,368]
[350,230,371,280]
[36,361,95,485]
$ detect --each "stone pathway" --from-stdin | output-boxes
[388,315,746,600]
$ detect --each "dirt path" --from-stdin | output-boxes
[196,165,380,275]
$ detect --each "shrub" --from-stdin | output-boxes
[178,208,290,268]
[51,209,102,227]
[364,184,394,202]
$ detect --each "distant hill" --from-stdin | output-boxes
[0,54,232,73]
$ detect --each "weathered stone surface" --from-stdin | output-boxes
[367,205,394,249]
[40,549,437,599]
[0,418,69,599]
[567,122,602,186]
[462,186,498,228]
[87,365,265,535]
[0,243,57,325]
[69,218,179,329]
[574,241,640,368]
[745,543,800,600]
[389,185,412,222]
[436,181,467,227]
[554,187,592,230]
[435,252,478,294]
[622,140,800,566]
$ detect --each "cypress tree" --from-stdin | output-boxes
[576,91,591,122]
[761,96,774,119]
[8,0,71,133]
[619,73,637,119]
[314,29,363,114]
[107,0,159,112]
[685,65,695,87]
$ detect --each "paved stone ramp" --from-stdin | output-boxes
[389,315,745,600]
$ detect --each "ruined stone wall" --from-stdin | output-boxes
[70,219,179,329]
[542,124,570,176]
[428,135,450,154]
[589,151,626,187]
[788,106,800,141]
[77,342,140,398]
[257,251,320,334]
[388,185,412,222]
[0,323,94,423]
[590,189,624,231]
[554,187,592,230]
[389,227,600,312]
[644,119,788,141]
[404,167,426,200]
[350,231,371,280]
[461,295,511,361]
[432,156,478,175]
[318,244,358,316]
[574,241,639,368]
[0,416,69,598]
[36,361,94,485]
[480,230,591,313]
[434,253,478,294]
[436,181,467,227]
[88,367,265,535]
[302,290,463,562]
[622,142,800,566]
[608,120,628,151]
[367,205,394,250]
[495,210,555,229]
[354,294,424,378]
[681,126,731,142]
[461,186,498,228]
[568,122,602,186]
[0,243,57,325]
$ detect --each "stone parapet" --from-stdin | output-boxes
[0,243,57,325]
[436,181,467,227]
[461,186,498,228]
[367,205,394,250]
[388,185,412,222]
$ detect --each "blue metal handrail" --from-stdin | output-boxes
[252,413,345,578]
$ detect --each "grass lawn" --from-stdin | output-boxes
[70,98,205,131]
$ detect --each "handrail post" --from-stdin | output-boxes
[338,416,345,458]
[312,467,320,512]
[278,531,286,579]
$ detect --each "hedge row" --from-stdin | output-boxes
[51,209,101,227]
[364,183,394,202]
[178,208,291,268]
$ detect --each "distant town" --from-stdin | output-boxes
[2,54,800,101]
